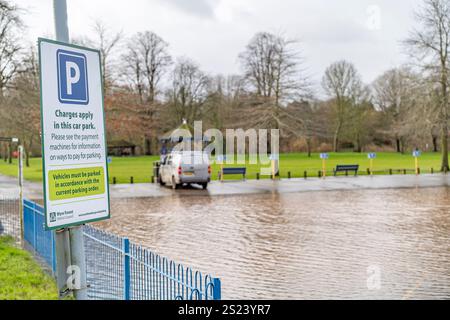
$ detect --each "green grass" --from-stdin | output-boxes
[0,236,58,300]
[0,152,447,184]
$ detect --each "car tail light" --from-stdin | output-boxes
[208,165,211,174]
[178,166,182,175]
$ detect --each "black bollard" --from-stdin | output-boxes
[113,177,116,184]
[288,172,291,179]
[304,171,307,179]
[130,177,134,184]
[256,173,260,180]
[389,169,393,175]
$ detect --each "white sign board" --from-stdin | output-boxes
[39,38,110,230]
[368,153,377,159]
[320,153,329,160]
[413,150,421,158]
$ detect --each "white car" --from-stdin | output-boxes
[158,151,211,189]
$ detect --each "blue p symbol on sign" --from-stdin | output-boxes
[57,50,89,105]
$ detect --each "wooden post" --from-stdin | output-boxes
[415,157,419,175]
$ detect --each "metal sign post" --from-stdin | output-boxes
[413,150,421,175]
[368,153,376,176]
[18,145,24,245]
[53,0,87,300]
[41,0,110,300]
[320,153,329,178]
[270,154,279,180]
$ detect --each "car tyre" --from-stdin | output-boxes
[202,182,208,190]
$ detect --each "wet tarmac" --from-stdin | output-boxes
[1,173,450,200]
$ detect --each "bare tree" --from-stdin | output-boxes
[121,31,172,154]
[404,0,450,171]
[166,57,209,126]
[322,60,363,152]
[0,0,23,97]
[372,67,419,152]
[239,32,310,107]
[92,21,122,92]
[123,31,172,103]
[1,47,40,166]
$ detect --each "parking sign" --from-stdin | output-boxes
[57,49,89,104]
[39,38,110,230]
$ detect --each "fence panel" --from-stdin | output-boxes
[22,199,221,300]
[0,194,20,240]
[84,225,124,300]
[23,199,56,273]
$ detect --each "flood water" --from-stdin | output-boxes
[96,187,450,299]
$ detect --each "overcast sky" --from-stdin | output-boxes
[13,0,422,88]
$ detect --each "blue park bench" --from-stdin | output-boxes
[219,167,247,181]
[334,165,359,176]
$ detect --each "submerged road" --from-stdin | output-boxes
[1,173,450,200]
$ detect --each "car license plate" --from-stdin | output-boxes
[184,172,194,176]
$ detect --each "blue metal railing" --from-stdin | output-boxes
[23,199,221,300]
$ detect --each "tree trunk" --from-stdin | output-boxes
[440,59,449,172]
[306,138,312,158]
[143,136,151,155]
[432,135,438,153]
[441,123,449,172]
[396,138,401,153]
[25,148,30,168]
[8,142,12,164]
[333,122,341,153]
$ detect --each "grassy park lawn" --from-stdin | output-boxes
[0,236,58,300]
[0,152,446,184]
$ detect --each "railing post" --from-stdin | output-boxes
[212,278,221,300]
[51,231,57,274]
[32,202,37,250]
[123,238,131,300]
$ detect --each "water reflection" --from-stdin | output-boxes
[95,187,450,299]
